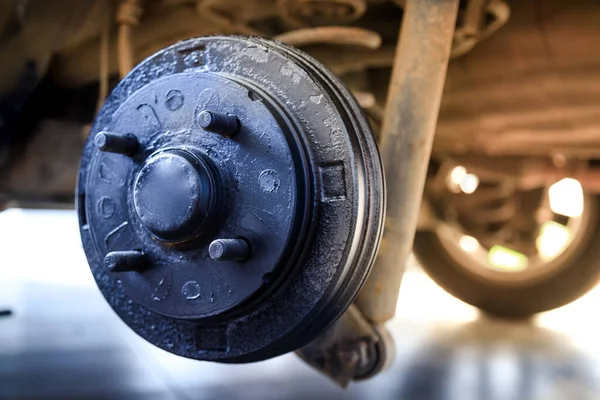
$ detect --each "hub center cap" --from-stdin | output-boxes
[133,149,217,241]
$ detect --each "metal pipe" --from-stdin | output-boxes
[274,26,382,50]
[355,0,459,323]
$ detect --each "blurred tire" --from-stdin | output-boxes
[414,196,600,317]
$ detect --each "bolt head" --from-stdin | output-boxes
[104,250,147,272]
[209,240,226,260]
[197,111,214,129]
[94,132,109,150]
[209,238,250,262]
[104,253,119,270]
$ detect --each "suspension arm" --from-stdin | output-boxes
[356,0,460,322]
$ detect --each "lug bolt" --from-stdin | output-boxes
[197,110,240,137]
[209,239,250,262]
[94,131,139,155]
[104,250,147,272]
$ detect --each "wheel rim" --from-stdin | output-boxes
[435,194,596,284]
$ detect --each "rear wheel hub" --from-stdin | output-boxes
[77,36,384,362]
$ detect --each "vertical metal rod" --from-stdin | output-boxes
[356,0,459,323]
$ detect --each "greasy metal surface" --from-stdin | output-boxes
[356,0,459,323]
[78,36,384,362]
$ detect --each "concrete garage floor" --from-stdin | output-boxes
[1,210,600,399]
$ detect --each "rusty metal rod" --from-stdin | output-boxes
[355,0,459,323]
[275,26,382,49]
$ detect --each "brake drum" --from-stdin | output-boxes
[78,36,384,362]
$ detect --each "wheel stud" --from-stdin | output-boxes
[197,110,240,137]
[209,239,250,262]
[94,131,139,155]
[104,251,147,272]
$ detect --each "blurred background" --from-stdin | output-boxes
[3,1,600,398]
[2,206,600,400]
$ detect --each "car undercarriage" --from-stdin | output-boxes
[1,0,600,385]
